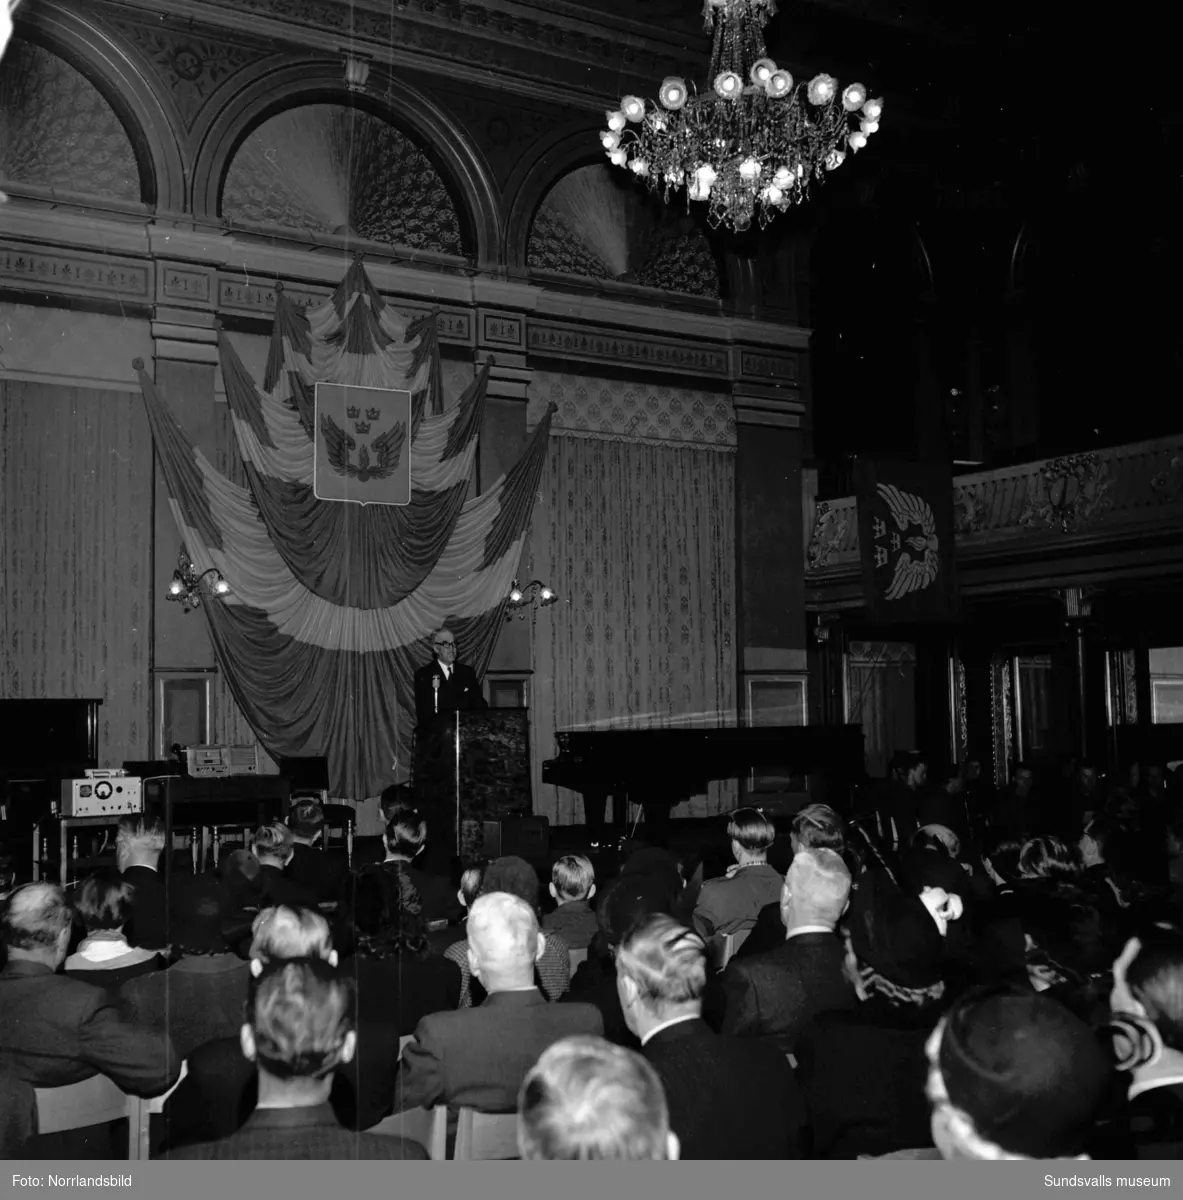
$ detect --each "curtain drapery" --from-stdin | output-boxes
[0,380,152,761]
[139,261,553,800]
[531,431,738,825]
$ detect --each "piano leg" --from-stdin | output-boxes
[583,792,608,847]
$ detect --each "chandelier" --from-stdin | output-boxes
[506,579,557,621]
[167,549,230,614]
[600,0,883,232]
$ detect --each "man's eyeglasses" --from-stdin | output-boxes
[433,640,456,650]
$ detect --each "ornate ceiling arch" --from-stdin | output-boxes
[10,1,186,210]
[192,62,501,268]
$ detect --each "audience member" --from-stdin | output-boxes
[360,806,462,925]
[924,984,1114,1160]
[457,863,486,911]
[394,892,601,1113]
[616,914,804,1159]
[252,823,319,910]
[446,856,571,1005]
[862,750,927,855]
[119,874,250,1059]
[0,882,178,1094]
[692,809,783,939]
[285,800,349,907]
[543,855,598,950]
[166,959,425,1160]
[115,814,169,950]
[518,1036,678,1160]
[63,872,163,986]
[718,848,856,1052]
[990,762,1042,840]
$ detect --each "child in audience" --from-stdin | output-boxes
[544,855,598,950]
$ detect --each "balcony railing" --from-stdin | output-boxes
[806,434,1183,573]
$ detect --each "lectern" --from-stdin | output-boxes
[413,709,532,863]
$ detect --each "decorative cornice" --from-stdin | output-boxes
[527,319,731,379]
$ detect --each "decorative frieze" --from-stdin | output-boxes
[158,262,214,306]
[737,347,800,383]
[0,243,150,301]
[480,310,525,350]
[527,320,730,378]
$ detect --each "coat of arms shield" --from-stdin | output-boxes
[313,383,411,506]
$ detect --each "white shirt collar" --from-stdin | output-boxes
[786,924,834,940]
[640,1014,700,1047]
[437,659,451,678]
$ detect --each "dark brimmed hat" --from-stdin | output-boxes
[851,893,945,990]
[938,986,1113,1159]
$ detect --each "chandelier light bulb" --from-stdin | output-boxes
[738,157,762,180]
[169,579,184,596]
[509,588,523,604]
[763,184,784,204]
[658,77,688,110]
[825,148,846,170]
[540,588,554,602]
[621,95,646,122]
[630,158,650,176]
[750,58,776,85]
[842,83,867,112]
[860,119,880,134]
[606,110,627,132]
[664,169,684,187]
[765,69,793,98]
[807,74,837,105]
[863,97,884,121]
[608,147,628,166]
[714,71,743,100]
[601,131,621,150]
[849,130,868,151]
[214,579,230,595]
[772,165,792,187]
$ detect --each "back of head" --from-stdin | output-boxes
[518,1036,673,1160]
[249,959,353,1080]
[1124,926,1183,1052]
[930,984,1112,1159]
[116,814,165,859]
[785,847,851,928]
[791,803,845,852]
[551,854,595,902]
[1018,835,1082,883]
[287,800,325,842]
[616,915,706,1011]
[383,807,426,858]
[250,905,333,965]
[459,863,486,908]
[984,837,1024,885]
[169,874,231,956]
[75,871,133,934]
[1,881,71,952]
[727,808,775,856]
[598,874,681,949]
[467,892,539,981]
[479,856,540,912]
[849,894,947,1008]
[253,821,294,864]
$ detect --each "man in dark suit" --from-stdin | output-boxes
[617,913,805,1159]
[166,959,425,1160]
[116,814,169,950]
[394,892,602,1113]
[719,848,857,1053]
[413,627,487,729]
[252,822,319,910]
[285,800,350,907]
[0,882,179,1095]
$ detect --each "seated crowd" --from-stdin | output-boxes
[1,761,1182,1161]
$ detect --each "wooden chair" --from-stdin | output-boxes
[321,804,356,867]
[568,947,589,973]
[364,1036,447,1158]
[712,927,753,972]
[452,1107,520,1160]
[34,1075,142,1159]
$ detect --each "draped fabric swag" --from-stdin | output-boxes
[531,430,738,826]
[138,261,554,800]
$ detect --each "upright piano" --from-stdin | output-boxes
[542,723,865,834]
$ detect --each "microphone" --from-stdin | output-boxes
[432,674,440,714]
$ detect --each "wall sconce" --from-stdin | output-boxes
[167,549,230,614]
[506,579,556,621]
[344,52,371,93]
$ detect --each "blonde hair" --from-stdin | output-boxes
[252,822,294,863]
[250,906,333,964]
[251,960,353,1081]
[615,914,706,1009]
[518,1036,671,1160]
[467,892,539,975]
[551,854,595,902]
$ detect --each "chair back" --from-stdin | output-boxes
[568,947,588,973]
[33,1075,143,1159]
[365,1105,448,1160]
[453,1107,520,1160]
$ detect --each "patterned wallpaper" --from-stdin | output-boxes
[222,105,464,256]
[0,39,140,202]
[527,164,720,299]
[529,370,736,450]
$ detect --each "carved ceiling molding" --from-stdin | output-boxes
[95,0,707,107]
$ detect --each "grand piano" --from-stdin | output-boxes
[543,723,865,838]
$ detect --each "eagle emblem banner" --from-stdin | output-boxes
[856,459,959,623]
[314,383,411,505]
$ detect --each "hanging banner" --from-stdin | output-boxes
[314,383,412,506]
[857,458,960,624]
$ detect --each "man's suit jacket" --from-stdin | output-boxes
[692,863,784,938]
[258,863,319,911]
[0,960,179,1095]
[394,987,602,1113]
[643,1017,806,1160]
[287,842,350,907]
[719,931,856,1053]
[121,864,168,950]
[164,1103,427,1160]
[413,659,486,729]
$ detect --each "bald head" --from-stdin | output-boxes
[467,892,544,992]
[1,881,72,965]
[782,848,851,932]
